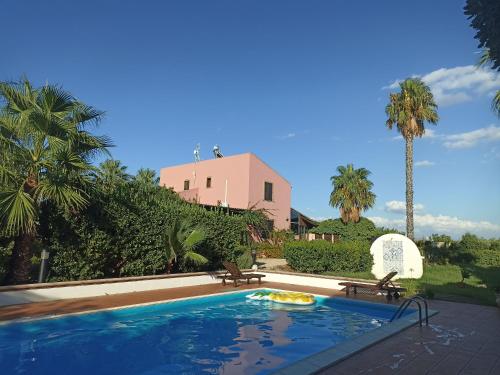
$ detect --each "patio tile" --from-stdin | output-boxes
[460,354,499,375]
[427,351,473,374]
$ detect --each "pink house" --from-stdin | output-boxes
[159,153,291,230]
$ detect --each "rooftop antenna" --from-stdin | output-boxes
[194,143,201,162]
[213,144,223,158]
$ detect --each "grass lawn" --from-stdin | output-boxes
[323,264,500,306]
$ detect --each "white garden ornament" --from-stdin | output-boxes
[370,233,423,280]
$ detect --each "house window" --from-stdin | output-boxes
[206,177,212,188]
[183,180,190,190]
[261,220,274,239]
[264,182,273,201]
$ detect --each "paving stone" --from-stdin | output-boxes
[460,354,499,375]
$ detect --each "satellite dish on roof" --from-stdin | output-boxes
[213,144,223,158]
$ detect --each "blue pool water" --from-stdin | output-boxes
[0,290,409,374]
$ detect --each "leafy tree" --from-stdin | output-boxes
[459,233,487,251]
[385,78,439,240]
[165,218,209,272]
[329,164,376,223]
[464,0,500,116]
[0,78,110,284]
[310,217,391,242]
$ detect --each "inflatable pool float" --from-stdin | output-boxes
[246,291,316,305]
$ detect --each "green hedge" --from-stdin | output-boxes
[309,218,400,242]
[473,249,500,267]
[39,181,252,282]
[284,240,373,273]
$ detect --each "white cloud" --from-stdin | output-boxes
[383,65,500,107]
[276,132,296,140]
[385,200,424,214]
[443,125,500,149]
[415,160,435,167]
[369,214,500,239]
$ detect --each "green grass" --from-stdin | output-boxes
[400,264,500,306]
[323,264,500,306]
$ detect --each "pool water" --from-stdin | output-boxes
[0,290,409,374]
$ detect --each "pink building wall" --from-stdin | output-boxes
[159,153,291,230]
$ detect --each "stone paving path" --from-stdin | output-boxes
[319,299,500,375]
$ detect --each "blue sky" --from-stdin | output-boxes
[2,0,499,238]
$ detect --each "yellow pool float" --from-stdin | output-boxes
[246,291,316,305]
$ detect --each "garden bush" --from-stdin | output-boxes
[36,180,257,283]
[309,218,400,242]
[284,240,373,273]
[0,240,13,284]
[472,249,500,267]
[256,243,284,258]
[233,245,254,269]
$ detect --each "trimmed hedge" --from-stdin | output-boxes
[39,181,252,282]
[284,240,373,273]
[309,218,400,242]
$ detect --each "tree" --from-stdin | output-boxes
[385,78,438,240]
[329,164,376,224]
[0,78,111,284]
[464,0,500,116]
[164,218,208,272]
[95,159,130,191]
[134,168,159,187]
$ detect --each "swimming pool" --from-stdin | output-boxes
[0,289,416,374]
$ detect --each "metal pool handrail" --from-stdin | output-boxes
[390,296,429,326]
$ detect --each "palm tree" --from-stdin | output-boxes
[329,164,376,223]
[95,159,130,191]
[478,49,500,117]
[0,78,111,284]
[134,168,159,187]
[164,218,208,272]
[385,78,438,240]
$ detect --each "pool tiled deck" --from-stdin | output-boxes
[1,281,499,374]
[319,299,500,375]
[0,281,342,321]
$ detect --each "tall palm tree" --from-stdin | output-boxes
[95,159,130,190]
[164,218,208,272]
[385,78,439,240]
[0,78,111,284]
[134,168,159,187]
[329,164,376,223]
[478,49,500,117]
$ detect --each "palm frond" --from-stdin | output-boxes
[0,187,37,235]
[183,251,209,265]
[33,179,88,211]
[183,229,205,250]
[492,90,500,117]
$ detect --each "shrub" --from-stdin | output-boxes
[284,240,373,273]
[256,243,284,258]
[309,218,400,242]
[473,249,500,267]
[39,181,251,282]
[460,233,489,251]
[0,240,13,284]
[235,247,254,269]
